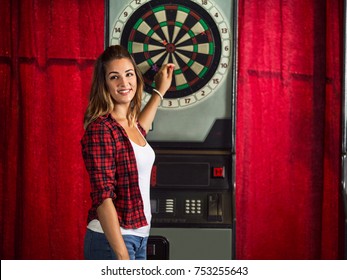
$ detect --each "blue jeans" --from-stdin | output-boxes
[84,229,148,260]
[122,235,148,260]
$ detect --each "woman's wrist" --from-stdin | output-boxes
[152,88,163,100]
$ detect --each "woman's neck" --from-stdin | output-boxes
[112,104,129,121]
[111,109,135,128]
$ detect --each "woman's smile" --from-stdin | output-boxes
[117,88,132,95]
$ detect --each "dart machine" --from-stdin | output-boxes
[105,0,237,259]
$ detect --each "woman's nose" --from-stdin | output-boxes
[118,76,129,85]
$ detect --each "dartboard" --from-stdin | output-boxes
[110,0,231,109]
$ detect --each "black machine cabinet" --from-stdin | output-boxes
[147,151,233,260]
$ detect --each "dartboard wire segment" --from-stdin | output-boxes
[110,0,232,109]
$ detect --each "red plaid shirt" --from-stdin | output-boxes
[81,114,148,229]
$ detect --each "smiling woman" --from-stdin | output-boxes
[81,45,175,260]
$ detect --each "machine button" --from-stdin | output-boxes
[197,200,202,213]
[212,167,225,178]
[165,199,175,213]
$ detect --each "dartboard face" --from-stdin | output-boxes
[110,0,232,110]
[107,0,235,146]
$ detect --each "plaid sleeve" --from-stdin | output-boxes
[81,122,117,209]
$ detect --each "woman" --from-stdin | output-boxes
[81,45,174,260]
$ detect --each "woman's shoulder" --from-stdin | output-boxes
[87,114,116,128]
[84,114,124,137]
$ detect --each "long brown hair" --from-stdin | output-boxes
[83,45,144,129]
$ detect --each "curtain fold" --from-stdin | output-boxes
[236,0,343,259]
[321,0,345,259]
[0,0,103,259]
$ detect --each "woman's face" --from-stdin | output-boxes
[105,58,137,105]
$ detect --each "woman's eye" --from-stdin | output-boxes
[110,76,118,80]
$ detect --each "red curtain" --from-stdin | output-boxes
[0,0,344,259]
[236,0,344,259]
[0,0,104,259]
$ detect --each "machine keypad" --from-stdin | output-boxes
[185,199,202,215]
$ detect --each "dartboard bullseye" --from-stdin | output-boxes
[110,0,231,109]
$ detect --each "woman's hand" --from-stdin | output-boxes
[154,63,175,96]
[138,63,175,133]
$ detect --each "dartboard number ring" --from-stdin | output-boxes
[110,0,231,109]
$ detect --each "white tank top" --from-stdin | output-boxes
[87,135,155,237]
[120,139,155,236]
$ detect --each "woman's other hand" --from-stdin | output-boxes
[154,63,175,96]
